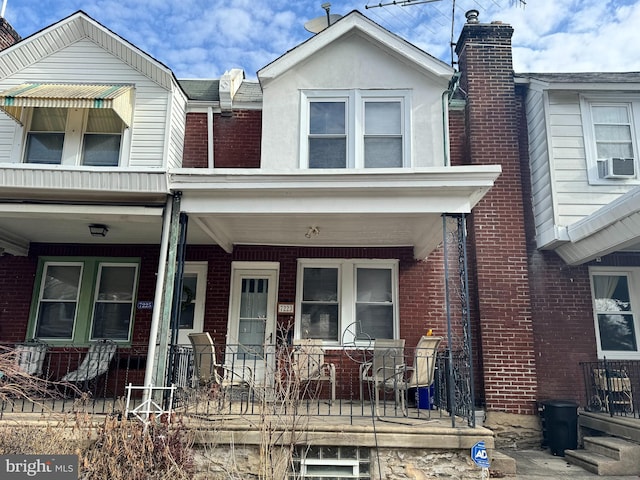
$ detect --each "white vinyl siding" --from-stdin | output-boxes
[526,89,640,248]
[167,86,188,169]
[0,40,172,168]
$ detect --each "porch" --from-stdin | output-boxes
[0,342,490,449]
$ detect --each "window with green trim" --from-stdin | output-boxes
[30,258,139,345]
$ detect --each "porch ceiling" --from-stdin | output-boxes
[0,204,164,255]
[175,167,501,259]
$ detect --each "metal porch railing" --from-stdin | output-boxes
[580,359,639,419]
[1,342,474,425]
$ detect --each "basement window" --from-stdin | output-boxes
[290,446,371,479]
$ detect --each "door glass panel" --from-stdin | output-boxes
[238,278,268,360]
[179,274,197,329]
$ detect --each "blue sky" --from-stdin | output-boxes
[3,0,639,79]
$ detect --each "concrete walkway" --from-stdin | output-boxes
[503,449,640,479]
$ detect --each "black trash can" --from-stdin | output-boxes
[540,400,578,456]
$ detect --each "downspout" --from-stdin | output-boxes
[441,72,461,166]
[208,106,214,168]
[142,195,174,406]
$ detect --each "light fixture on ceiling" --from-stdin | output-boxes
[89,224,109,237]
[305,226,320,239]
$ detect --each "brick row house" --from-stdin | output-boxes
[0,7,638,477]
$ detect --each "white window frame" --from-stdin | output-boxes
[295,259,399,346]
[20,107,129,167]
[300,89,411,169]
[589,267,640,360]
[580,94,640,185]
[33,261,84,341]
[89,262,139,342]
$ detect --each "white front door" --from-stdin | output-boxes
[226,262,279,385]
[177,262,208,346]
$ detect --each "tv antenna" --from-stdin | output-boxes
[305,2,343,34]
[365,0,526,66]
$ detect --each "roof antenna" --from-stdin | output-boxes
[1,0,7,19]
[322,2,332,24]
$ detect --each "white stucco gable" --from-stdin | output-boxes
[258,10,456,171]
[258,11,453,86]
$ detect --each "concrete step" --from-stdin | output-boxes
[565,436,640,476]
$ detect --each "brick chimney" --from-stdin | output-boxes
[0,17,20,50]
[455,11,538,422]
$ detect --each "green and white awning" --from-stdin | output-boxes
[0,83,134,126]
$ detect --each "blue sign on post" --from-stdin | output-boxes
[471,441,490,468]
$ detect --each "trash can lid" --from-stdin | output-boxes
[541,399,578,408]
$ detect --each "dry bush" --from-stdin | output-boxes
[0,344,195,479]
[79,416,195,480]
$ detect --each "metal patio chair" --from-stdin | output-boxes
[188,332,253,410]
[291,338,336,404]
[359,338,406,418]
[15,340,48,377]
[61,339,117,392]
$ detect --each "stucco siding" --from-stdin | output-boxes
[261,33,449,171]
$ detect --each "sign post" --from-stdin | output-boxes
[471,441,490,479]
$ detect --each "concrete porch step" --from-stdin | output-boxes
[565,436,640,476]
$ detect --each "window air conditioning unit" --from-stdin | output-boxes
[597,157,635,179]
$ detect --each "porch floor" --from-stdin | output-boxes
[0,398,494,450]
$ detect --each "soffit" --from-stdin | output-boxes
[555,187,640,265]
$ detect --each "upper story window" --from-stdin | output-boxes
[581,96,640,183]
[296,259,399,345]
[590,268,640,359]
[25,107,123,166]
[30,258,139,345]
[301,90,410,169]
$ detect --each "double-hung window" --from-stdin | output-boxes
[590,268,640,359]
[296,259,398,345]
[31,258,139,345]
[24,107,124,166]
[581,96,639,183]
[302,90,410,169]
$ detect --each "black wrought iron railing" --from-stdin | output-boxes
[580,359,639,419]
[1,342,475,425]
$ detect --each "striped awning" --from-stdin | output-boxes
[0,83,134,126]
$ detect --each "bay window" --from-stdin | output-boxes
[296,259,398,345]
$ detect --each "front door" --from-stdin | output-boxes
[177,262,208,346]
[226,262,279,385]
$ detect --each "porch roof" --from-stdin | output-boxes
[555,186,640,265]
[171,167,501,259]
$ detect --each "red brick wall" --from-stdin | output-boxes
[182,110,262,169]
[0,244,162,346]
[0,18,20,51]
[3,243,449,350]
[183,113,208,168]
[0,254,37,342]
[456,23,538,414]
[213,110,261,168]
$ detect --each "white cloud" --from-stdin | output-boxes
[3,0,638,78]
